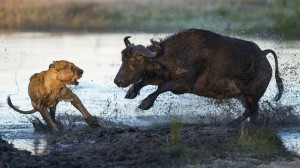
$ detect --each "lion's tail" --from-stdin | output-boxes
[7,95,37,114]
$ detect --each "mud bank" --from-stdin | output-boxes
[1,123,299,168]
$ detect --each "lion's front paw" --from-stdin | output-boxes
[86,116,100,127]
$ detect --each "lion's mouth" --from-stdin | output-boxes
[74,79,79,85]
[73,74,82,85]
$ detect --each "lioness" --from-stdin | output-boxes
[7,60,100,131]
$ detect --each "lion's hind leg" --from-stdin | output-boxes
[39,109,58,132]
[49,105,64,130]
[49,106,56,122]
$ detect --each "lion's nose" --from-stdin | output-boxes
[78,69,84,75]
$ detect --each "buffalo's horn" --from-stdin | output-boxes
[133,45,157,58]
[124,36,132,47]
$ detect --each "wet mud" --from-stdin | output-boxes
[1,122,299,168]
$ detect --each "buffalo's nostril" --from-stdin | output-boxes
[79,69,84,75]
[114,78,123,87]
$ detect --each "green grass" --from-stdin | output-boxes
[0,0,299,39]
[227,124,295,160]
[162,145,212,166]
[170,117,182,146]
[35,116,298,167]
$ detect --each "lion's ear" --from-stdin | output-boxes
[49,61,58,69]
[49,63,54,69]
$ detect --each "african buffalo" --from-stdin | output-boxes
[114,29,283,124]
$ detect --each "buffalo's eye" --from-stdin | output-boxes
[129,58,136,63]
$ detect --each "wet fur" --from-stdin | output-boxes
[115,29,284,125]
[7,60,99,131]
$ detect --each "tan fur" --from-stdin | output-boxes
[8,60,99,131]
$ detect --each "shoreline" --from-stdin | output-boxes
[1,0,299,40]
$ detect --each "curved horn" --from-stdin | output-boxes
[132,45,157,58]
[124,36,132,47]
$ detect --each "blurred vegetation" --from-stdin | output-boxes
[170,117,182,147]
[0,0,299,39]
[235,125,290,158]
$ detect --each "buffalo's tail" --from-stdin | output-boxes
[263,49,284,101]
[7,95,37,114]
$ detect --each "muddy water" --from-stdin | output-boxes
[0,33,299,155]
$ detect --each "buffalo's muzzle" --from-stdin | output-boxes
[114,78,125,87]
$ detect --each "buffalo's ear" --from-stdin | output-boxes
[128,47,133,55]
[150,39,164,56]
[150,39,161,51]
[146,59,163,71]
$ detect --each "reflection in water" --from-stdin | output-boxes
[12,137,48,155]
[279,128,300,155]
[0,124,48,155]
[1,124,48,155]
[33,137,47,155]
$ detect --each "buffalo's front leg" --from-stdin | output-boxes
[138,79,192,110]
[125,82,143,99]
[125,77,163,99]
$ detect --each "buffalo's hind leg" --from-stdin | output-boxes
[242,97,259,122]
[229,52,272,126]
[249,100,259,122]
[229,96,260,127]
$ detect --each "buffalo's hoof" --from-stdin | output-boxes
[86,116,100,127]
[138,100,154,110]
[125,91,138,99]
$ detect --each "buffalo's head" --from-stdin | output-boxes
[114,36,161,87]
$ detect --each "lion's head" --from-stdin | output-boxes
[49,60,83,85]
